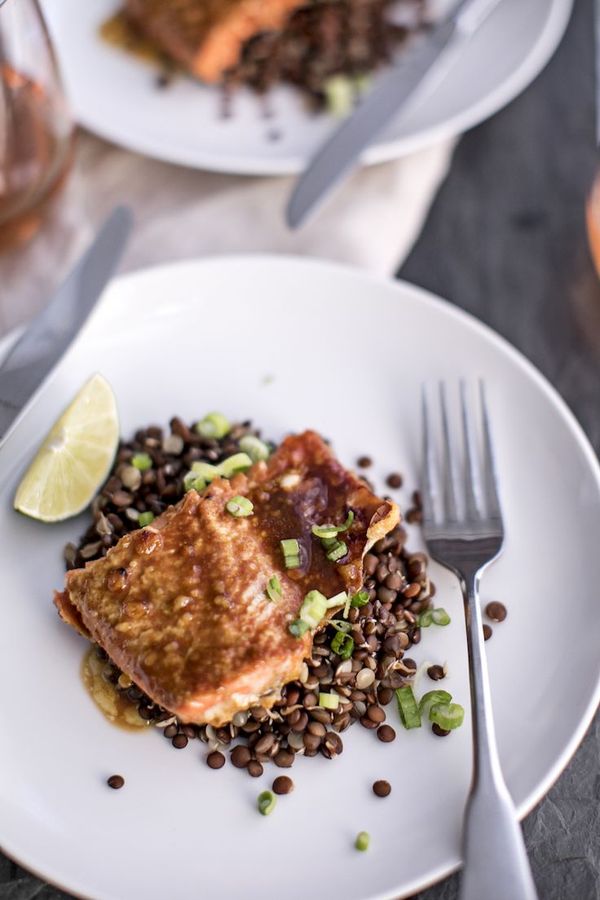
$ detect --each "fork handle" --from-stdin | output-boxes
[459,574,538,900]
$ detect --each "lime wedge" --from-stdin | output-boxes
[14,374,119,522]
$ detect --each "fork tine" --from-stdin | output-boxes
[479,380,502,519]
[439,382,459,522]
[460,380,481,520]
[421,385,437,525]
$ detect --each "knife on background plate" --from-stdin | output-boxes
[0,206,132,445]
[287,0,504,229]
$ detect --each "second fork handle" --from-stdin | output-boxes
[458,573,539,900]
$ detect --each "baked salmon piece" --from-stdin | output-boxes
[54,431,399,726]
[124,0,307,84]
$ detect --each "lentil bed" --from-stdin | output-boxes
[67,418,436,774]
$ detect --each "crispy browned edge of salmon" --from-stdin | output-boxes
[124,0,307,83]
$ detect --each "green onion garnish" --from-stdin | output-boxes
[239,435,270,462]
[355,831,370,852]
[311,523,339,540]
[337,510,354,532]
[343,593,352,618]
[299,590,328,628]
[329,619,352,633]
[183,471,207,493]
[288,619,310,638]
[351,591,370,609]
[131,452,152,471]
[432,608,451,626]
[318,692,339,710]
[191,461,220,482]
[320,536,338,550]
[280,538,300,556]
[418,607,451,627]
[281,538,301,569]
[429,702,465,731]
[138,511,155,527]
[326,541,347,562]
[331,630,354,660]
[418,690,452,722]
[326,591,348,609]
[195,412,230,440]
[395,685,421,729]
[257,790,276,816]
[218,453,253,478]
[312,510,355,540]
[225,496,254,518]
[266,575,282,602]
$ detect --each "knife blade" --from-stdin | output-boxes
[0,206,132,442]
[287,0,503,229]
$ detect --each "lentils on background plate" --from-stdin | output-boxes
[73,417,436,773]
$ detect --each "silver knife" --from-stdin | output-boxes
[287,0,504,229]
[0,206,132,443]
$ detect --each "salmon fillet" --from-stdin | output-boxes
[123,0,307,83]
[55,431,398,726]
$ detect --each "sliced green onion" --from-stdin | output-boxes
[418,610,434,628]
[331,630,354,660]
[280,538,300,556]
[320,536,338,550]
[225,495,254,518]
[281,538,301,568]
[312,510,355,540]
[191,461,220,482]
[195,412,230,439]
[432,608,451,626]
[324,74,355,118]
[326,591,348,609]
[326,541,348,562]
[138,511,155,527]
[419,690,452,722]
[351,590,370,609]
[312,523,339,540]
[218,453,253,478]
[239,434,271,462]
[329,619,352,633]
[429,702,465,731]
[266,575,282,602]
[395,685,421,729]
[319,692,339,710]
[289,619,310,639]
[343,593,352,619]
[131,452,152,471]
[336,510,354,532]
[299,590,328,628]
[257,790,276,816]
[355,831,370,852]
[183,471,207,493]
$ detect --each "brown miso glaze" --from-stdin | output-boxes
[81,646,148,731]
[58,432,398,726]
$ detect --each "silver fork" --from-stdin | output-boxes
[421,382,538,900]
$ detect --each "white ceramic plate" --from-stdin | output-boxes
[1,257,599,900]
[41,0,573,174]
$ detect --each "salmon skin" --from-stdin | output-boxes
[55,431,399,726]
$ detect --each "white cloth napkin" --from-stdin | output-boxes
[0,131,454,335]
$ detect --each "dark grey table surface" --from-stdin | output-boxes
[1,0,599,897]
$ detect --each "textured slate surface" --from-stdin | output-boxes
[1,0,599,897]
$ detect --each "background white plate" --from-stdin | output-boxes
[1,257,599,900]
[41,0,573,174]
